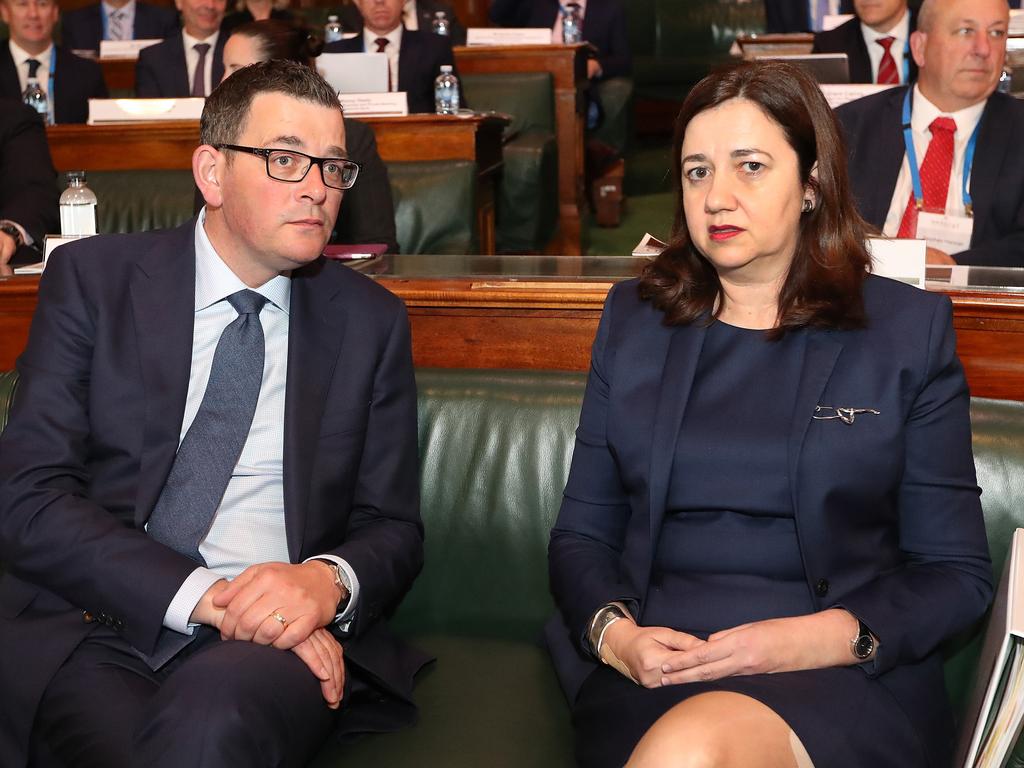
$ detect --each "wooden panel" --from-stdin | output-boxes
[736,33,815,59]
[99,58,136,93]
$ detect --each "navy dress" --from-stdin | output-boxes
[572,321,926,768]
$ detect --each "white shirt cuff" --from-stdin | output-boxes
[162,566,223,634]
[303,554,360,631]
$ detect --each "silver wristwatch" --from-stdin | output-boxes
[587,602,630,657]
[313,558,350,611]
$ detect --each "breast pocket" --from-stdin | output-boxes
[318,401,371,439]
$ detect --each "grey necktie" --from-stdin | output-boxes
[108,9,128,41]
[191,42,211,97]
[146,289,267,565]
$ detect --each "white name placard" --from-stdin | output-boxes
[820,83,898,109]
[821,14,854,31]
[466,27,552,46]
[99,39,162,60]
[1011,9,1024,35]
[867,237,926,288]
[88,98,205,124]
[337,92,408,117]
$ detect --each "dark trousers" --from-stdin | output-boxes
[30,626,339,768]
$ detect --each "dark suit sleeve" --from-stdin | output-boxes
[591,0,631,79]
[335,120,399,253]
[548,283,639,652]
[838,297,993,675]
[0,103,59,247]
[134,46,161,97]
[955,220,1024,267]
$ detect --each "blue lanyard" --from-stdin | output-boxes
[901,37,909,83]
[47,51,55,125]
[101,4,109,40]
[901,89,979,217]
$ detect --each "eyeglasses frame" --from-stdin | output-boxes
[215,144,360,190]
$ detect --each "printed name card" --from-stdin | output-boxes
[466,27,552,46]
[88,98,205,123]
[99,39,162,59]
[337,92,408,117]
[820,83,898,109]
[867,237,926,289]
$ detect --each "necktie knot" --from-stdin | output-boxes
[876,36,896,53]
[375,37,389,52]
[194,42,211,56]
[565,2,581,12]
[26,58,41,78]
[929,116,957,137]
[227,289,267,316]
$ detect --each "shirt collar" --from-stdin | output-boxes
[9,39,53,68]
[194,209,291,314]
[910,83,987,140]
[183,28,220,48]
[363,24,403,49]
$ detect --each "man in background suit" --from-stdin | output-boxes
[0,0,108,123]
[813,0,917,83]
[340,0,465,45]
[0,100,58,272]
[323,0,458,114]
[0,60,426,767]
[61,0,179,57]
[135,0,225,96]
[836,0,1023,266]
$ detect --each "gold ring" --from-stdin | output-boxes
[269,611,287,626]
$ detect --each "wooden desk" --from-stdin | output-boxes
[454,43,588,256]
[99,58,137,93]
[45,113,508,253]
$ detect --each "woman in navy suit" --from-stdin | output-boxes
[547,60,993,768]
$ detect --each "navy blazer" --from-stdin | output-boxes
[0,221,428,765]
[0,43,108,123]
[812,13,918,84]
[547,275,992,767]
[60,2,180,55]
[0,101,58,254]
[135,32,225,97]
[323,28,458,114]
[488,0,631,79]
[836,86,1024,267]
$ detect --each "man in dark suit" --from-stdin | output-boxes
[813,0,917,83]
[0,60,426,766]
[0,0,108,123]
[135,0,225,96]
[323,0,458,114]
[340,0,466,46]
[61,0,180,57]
[0,100,58,272]
[836,0,1022,266]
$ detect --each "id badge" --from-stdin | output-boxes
[916,212,974,255]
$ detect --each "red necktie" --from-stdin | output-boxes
[896,117,957,238]
[375,37,392,91]
[875,36,898,85]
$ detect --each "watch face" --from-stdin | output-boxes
[854,634,874,659]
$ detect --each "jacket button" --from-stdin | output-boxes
[815,579,830,597]
[82,611,94,623]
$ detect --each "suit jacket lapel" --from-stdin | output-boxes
[130,221,197,527]
[169,37,189,97]
[0,47,21,101]
[849,26,872,84]
[211,35,225,90]
[282,261,346,561]
[397,30,418,94]
[866,88,907,227]
[969,95,1006,246]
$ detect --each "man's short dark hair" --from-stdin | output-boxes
[200,59,341,147]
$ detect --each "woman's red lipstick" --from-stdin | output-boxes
[708,225,743,242]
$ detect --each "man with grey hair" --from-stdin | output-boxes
[836,0,1024,266]
[0,59,426,766]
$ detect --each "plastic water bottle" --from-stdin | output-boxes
[562,4,582,44]
[324,15,343,44]
[22,77,49,123]
[432,10,450,36]
[59,171,98,237]
[434,65,460,115]
[999,67,1013,94]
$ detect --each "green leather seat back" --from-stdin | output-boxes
[80,170,196,235]
[387,160,477,254]
[461,72,555,137]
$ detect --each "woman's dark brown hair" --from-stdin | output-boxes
[231,18,324,69]
[638,60,871,336]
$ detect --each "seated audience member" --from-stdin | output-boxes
[61,0,180,57]
[0,0,108,123]
[0,100,58,272]
[812,0,917,83]
[220,0,295,39]
[837,0,1024,266]
[136,0,225,97]
[323,0,460,114]
[0,59,427,766]
[764,0,854,32]
[340,0,466,46]
[547,59,992,768]
[221,19,399,251]
[489,0,631,83]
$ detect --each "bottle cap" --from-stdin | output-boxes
[66,170,87,184]
[440,65,453,73]
[327,14,338,21]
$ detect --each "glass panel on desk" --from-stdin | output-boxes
[362,253,647,281]
[926,266,1024,293]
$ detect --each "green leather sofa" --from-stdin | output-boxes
[2,368,1023,765]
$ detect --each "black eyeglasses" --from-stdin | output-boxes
[216,144,360,190]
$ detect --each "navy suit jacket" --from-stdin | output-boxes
[60,2,180,55]
[0,101,58,258]
[836,86,1024,267]
[0,43,108,123]
[134,32,225,97]
[547,275,992,767]
[0,221,428,765]
[811,13,918,84]
[323,28,458,114]
[488,0,631,79]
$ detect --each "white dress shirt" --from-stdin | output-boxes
[860,9,910,84]
[551,0,586,43]
[182,29,219,97]
[102,0,137,41]
[9,40,53,98]
[363,25,402,92]
[882,85,987,236]
[162,212,360,634]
